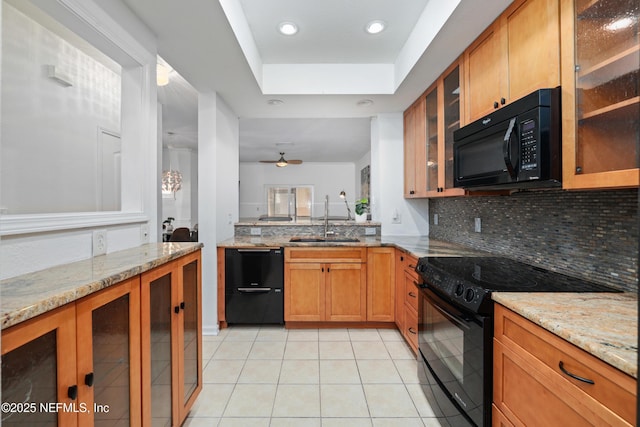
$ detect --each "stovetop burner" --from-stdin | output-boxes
[416,256,621,314]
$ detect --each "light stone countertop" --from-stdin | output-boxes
[492,292,638,378]
[217,235,489,258]
[1,242,203,330]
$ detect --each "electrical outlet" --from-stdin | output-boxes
[250,227,261,236]
[140,224,150,243]
[474,217,482,233]
[93,230,107,256]
[365,227,377,236]
[433,214,439,225]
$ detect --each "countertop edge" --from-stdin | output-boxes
[493,292,638,379]
[1,242,203,330]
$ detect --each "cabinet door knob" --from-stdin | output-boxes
[408,327,417,335]
[500,97,506,105]
[68,385,78,400]
[174,306,180,314]
[85,373,94,387]
[180,301,185,310]
[493,101,499,109]
[409,190,415,195]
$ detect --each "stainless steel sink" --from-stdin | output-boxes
[289,237,326,242]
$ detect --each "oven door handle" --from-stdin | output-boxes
[431,303,472,331]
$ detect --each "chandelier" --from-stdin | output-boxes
[162,169,183,198]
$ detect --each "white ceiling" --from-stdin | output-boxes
[122,0,513,162]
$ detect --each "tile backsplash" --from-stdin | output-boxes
[429,189,638,292]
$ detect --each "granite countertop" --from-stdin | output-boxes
[1,242,203,330]
[218,235,489,258]
[493,292,638,378]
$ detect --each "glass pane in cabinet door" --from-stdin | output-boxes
[92,294,130,426]
[443,66,461,189]
[425,89,439,191]
[150,274,173,427]
[574,0,639,174]
[2,331,57,426]
[182,260,199,403]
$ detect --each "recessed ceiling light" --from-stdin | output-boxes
[365,20,386,34]
[357,99,374,107]
[267,99,284,106]
[278,22,298,36]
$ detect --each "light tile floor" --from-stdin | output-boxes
[185,326,446,427]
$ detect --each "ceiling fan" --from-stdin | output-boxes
[259,152,303,167]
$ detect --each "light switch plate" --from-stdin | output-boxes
[474,218,482,233]
[250,227,262,236]
[365,227,377,235]
[434,214,439,225]
[140,224,150,243]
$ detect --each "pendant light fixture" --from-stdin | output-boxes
[162,133,183,198]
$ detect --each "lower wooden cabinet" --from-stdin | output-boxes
[284,248,367,322]
[1,250,202,427]
[141,250,202,427]
[1,277,141,426]
[494,304,636,426]
[394,250,420,354]
[366,247,395,322]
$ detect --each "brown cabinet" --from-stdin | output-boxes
[404,61,466,198]
[404,96,427,197]
[493,304,636,426]
[366,247,395,322]
[464,0,561,123]
[141,250,202,427]
[394,250,420,354]
[1,277,142,427]
[560,0,639,189]
[285,248,367,322]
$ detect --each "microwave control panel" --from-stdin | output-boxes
[519,118,538,171]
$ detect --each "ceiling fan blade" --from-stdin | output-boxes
[259,160,278,163]
[287,160,303,164]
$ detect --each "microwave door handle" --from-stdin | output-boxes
[503,117,517,179]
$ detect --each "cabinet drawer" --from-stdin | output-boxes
[403,303,418,354]
[285,247,366,263]
[495,304,636,425]
[403,272,419,312]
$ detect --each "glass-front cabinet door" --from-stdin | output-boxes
[1,306,77,427]
[76,277,141,427]
[425,86,440,194]
[178,254,202,421]
[141,263,175,427]
[441,63,466,196]
[561,0,639,189]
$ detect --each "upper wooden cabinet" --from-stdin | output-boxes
[464,0,561,123]
[404,61,465,198]
[560,0,639,189]
[404,96,426,197]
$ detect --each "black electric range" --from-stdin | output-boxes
[415,256,621,315]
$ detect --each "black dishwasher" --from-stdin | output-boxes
[225,248,284,324]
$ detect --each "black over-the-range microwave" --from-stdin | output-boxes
[453,87,561,190]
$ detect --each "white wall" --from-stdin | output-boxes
[1,3,121,214]
[0,0,158,279]
[239,162,357,219]
[371,114,429,235]
[198,92,239,335]
[216,94,239,242]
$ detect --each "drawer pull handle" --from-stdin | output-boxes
[408,327,417,335]
[408,292,417,298]
[559,361,594,385]
[408,264,416,269]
